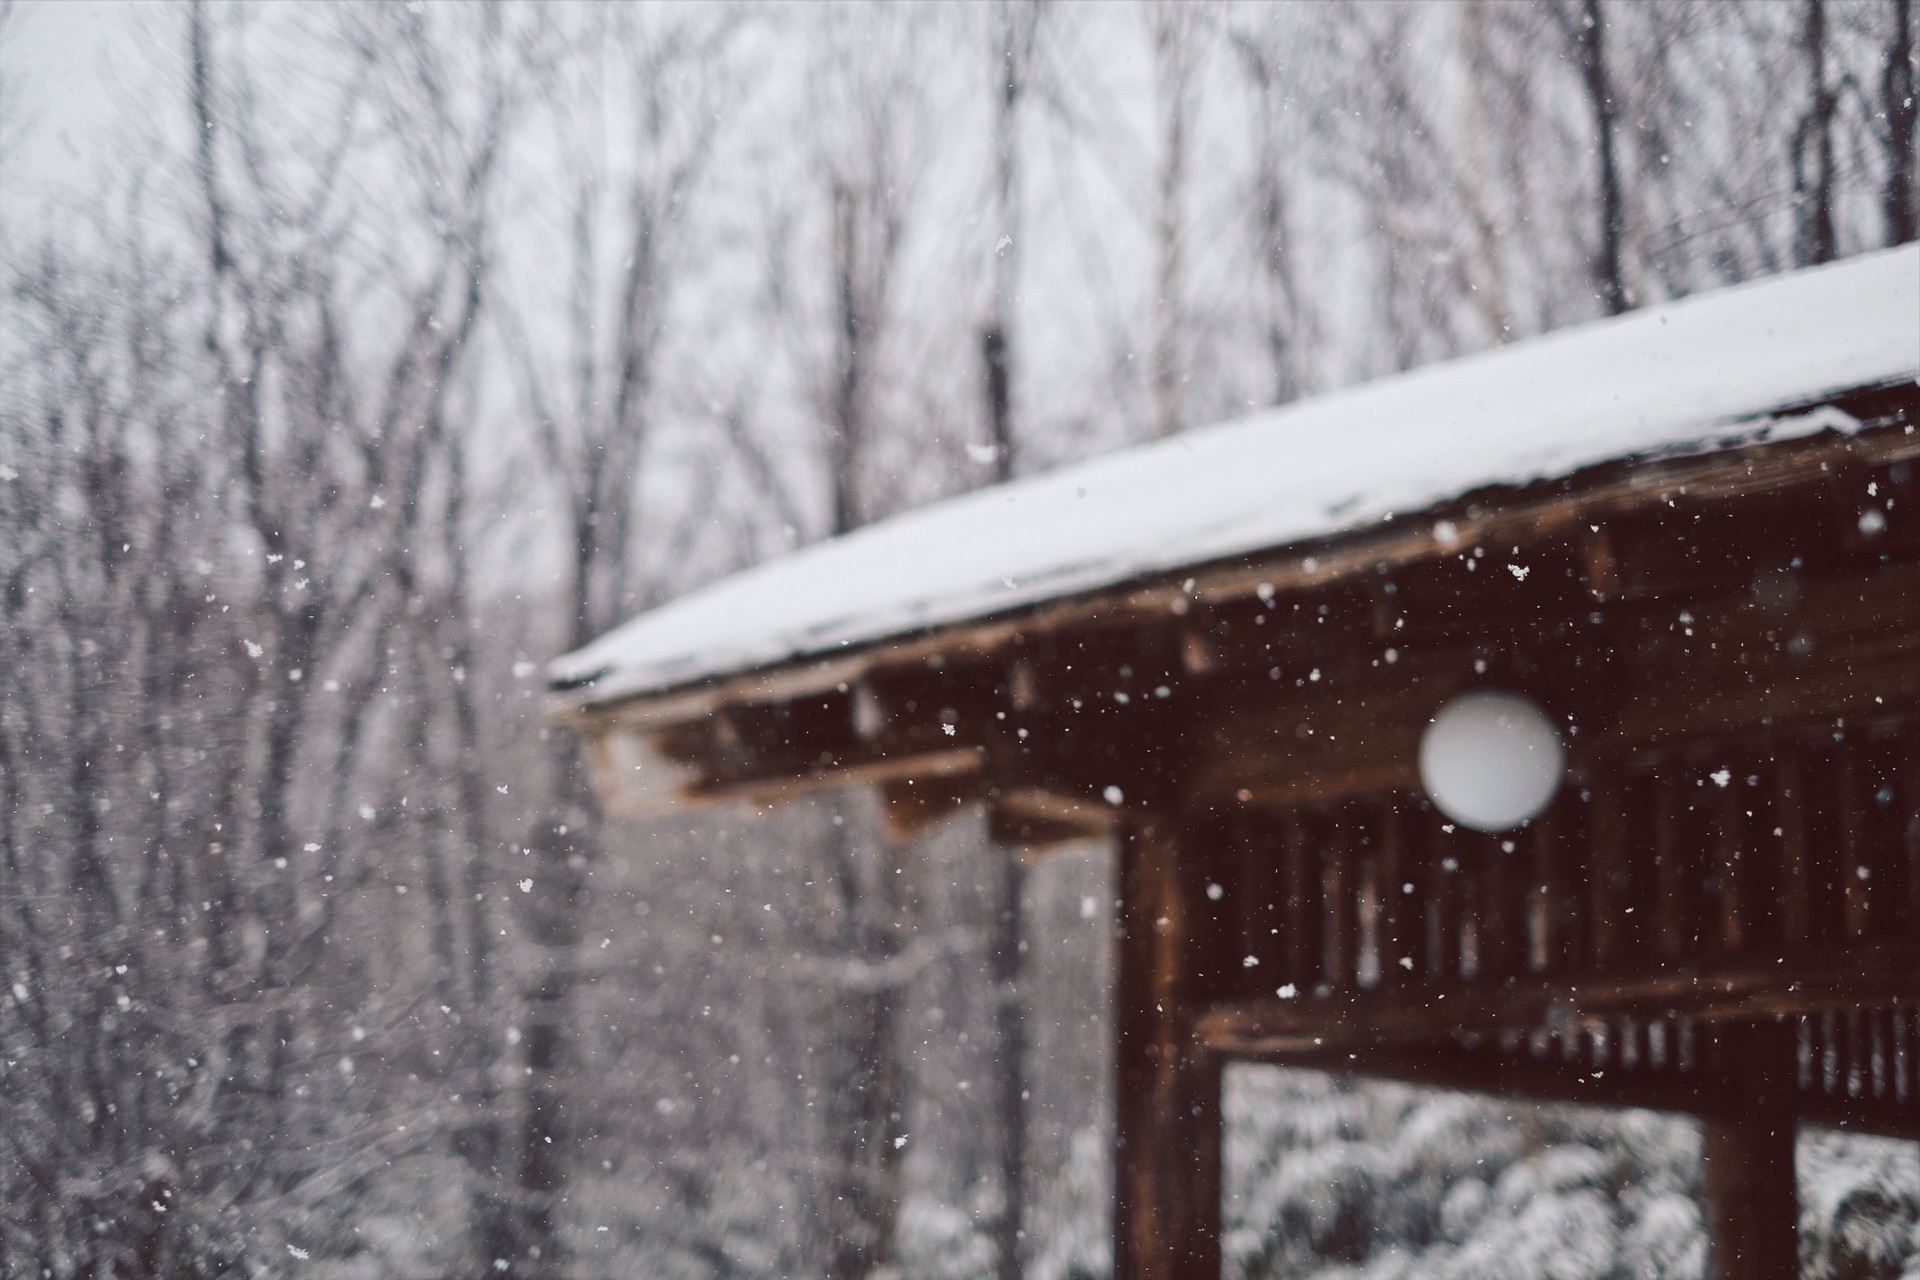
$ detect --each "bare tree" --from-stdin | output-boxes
[1795,0,1841,266]
[1554,0,1630,312]
[1227,7,1310,402]
[1148,1,1201,437]
[1882,0,1916,245]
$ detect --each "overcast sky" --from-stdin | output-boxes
[2,0,168,219]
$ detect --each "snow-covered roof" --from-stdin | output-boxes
[553,246,1920,709]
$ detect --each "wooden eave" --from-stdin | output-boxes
[556,385,1920,843]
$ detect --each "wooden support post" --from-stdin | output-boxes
[1701,1022,1800,1280]
[1115,817,1222,1280]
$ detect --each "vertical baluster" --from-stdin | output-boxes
[1459,845,1483,984]
[1588,777,1627,970]
[1848,1009,1867,1099]
[1377,801,1409,990]
[1354,822,1381,991]
[1797,1016,1814,1092]
[1234,814,1282,995]
[1905,739,1920,934]
[1282,814,1317,990]
[1822,1009,1841,1094]
[1775,747,1812,946]
[1530,809,1565,975]
[1481,827,1520,984]
[1322,811,1354,991]
[1712,772,1747,952]
[1894,1004,1909,1104]
[1654,772,1689,960]
[1873,1011,1889,1099]
[1429,822,1458,986]
[1839,738,1873,940]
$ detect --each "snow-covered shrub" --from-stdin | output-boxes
[895,1194,995,1280]
[1222,1064,1700,1280]
[1226,1066,1920,1279]
[1800,1128,1920,1280]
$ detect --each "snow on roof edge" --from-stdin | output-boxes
[553,246,1920,709]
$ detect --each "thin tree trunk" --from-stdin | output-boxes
[1578,0,1628,313]
[831,181,867,536]
[982,0,1024,483]
[1885,0,1917,246]
[1797,0,1839,266]
[1151,4,1191,436]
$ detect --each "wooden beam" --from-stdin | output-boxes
[1225,1039,1737,1116]
[1198,940,1920,1057]
[1229,1031,1920,1147]
[580,725,701,818]
[987,786,1122,851]
[878,773,980,841]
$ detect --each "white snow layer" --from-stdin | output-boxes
[552,246,1920,705]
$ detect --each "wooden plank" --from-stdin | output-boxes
[1233,814,1284,989]
[878,774,979,841]
[1376,803,1409,990]
[1478,828,1521,984]
[1775,747,1812,945]
[1652,773,1690,959]
[1711,775,1747,952]
[1322,813,1355,991]
[1587,779,1627,969]
[1907,741,1920,932]
[1113,819,1220,1280]
[687,745,984,808]
[1197,939,1920,1057]
[580,725,701,818]
[1527,811,1561,974]
[1281,815,1318,989]
[1838,738,1873,939]
[1429,820,1459,984]
[993,786,1123,838]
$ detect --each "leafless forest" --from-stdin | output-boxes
[0,1,1914,1277]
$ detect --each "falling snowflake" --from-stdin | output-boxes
[519,879,533,892]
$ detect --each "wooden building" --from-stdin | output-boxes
[551,246,1920,1279]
